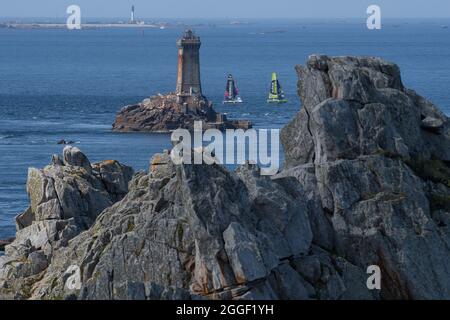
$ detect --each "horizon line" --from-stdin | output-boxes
[1,16,450,20]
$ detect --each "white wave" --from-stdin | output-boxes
[69,123,111,129]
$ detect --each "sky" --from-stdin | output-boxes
[0,0,449,19]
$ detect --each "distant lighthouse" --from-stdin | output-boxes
[131,5,135,23]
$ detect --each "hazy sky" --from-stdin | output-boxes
[1,0,450,19]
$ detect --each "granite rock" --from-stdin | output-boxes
[284,55,450,167]
[112,94,251,132]
[0,148,134,299]
[0,151,366,300]
[280,55,450,299]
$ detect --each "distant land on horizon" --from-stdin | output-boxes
[1,17,449,30]
[1,17,450,22]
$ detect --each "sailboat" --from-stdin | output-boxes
[267,72,288,103]
[223,74,243,104]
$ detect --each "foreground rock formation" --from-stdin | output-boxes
[0,147,133,299]
[1,55,449,300]
[280,55,450,299]
[112,94,252,132]
[0,150,375,300]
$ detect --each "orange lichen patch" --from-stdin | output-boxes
[332,86,339,98]
[102,160,118,166]
[191,262,210,295]
[92,160,120,173]
[151,155,165,172]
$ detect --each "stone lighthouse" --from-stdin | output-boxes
[113,29,252,132]
[176,30,203,104]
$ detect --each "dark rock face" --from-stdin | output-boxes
[282,55,450,167]
[1,56,449,300]
[280,55,450,299]
[112,94,251,132]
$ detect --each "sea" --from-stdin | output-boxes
[1,18,450,240]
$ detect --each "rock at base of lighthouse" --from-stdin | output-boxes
[112,93,252,133]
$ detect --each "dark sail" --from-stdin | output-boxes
[225,75,237,99]
[223,74,243,103]
[270,80,282,95]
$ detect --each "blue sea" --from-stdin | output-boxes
[1,19,450,240]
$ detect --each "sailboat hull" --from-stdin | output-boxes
[223,99,243,104]
[267,99,288,104]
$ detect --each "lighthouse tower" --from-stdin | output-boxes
[131,5,135,23]
[176,30,203,104]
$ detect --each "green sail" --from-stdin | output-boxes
[267,72,288,103]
